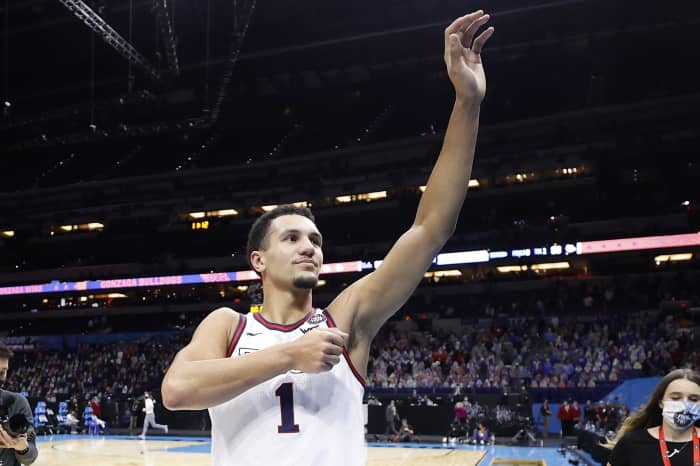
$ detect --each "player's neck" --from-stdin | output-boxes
[260,286,313,325]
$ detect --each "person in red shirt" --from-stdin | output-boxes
[557,399,573,436]
[89,396,101,418]
[571,400,581,431]
[596,400,608,429]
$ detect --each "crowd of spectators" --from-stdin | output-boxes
[1,282,697,436]
[6,337,186,404]
[366,310,698,392]
[4,306,698,407]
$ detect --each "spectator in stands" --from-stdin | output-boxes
[68,395,79,416]
[66,410,80,434]
[89,396,101,418]
[89,411,108,434]
[605,368,700,466]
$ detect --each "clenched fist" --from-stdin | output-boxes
[287,327,348,373]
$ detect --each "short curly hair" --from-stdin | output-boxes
[246,205,316,270]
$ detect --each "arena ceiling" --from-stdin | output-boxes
[4,0,684,129]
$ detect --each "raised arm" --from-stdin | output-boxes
[330,11,494,336]
[162,307,347,410]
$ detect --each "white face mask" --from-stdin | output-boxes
[661,400,700,431]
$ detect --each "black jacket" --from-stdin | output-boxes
[0,390,38,466]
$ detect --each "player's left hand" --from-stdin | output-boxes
[0,426,28,452]
[444,10,494,103]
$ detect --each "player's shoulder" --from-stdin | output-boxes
[205,306,241,324]
[192,307,241,340]
[184,307,243,358]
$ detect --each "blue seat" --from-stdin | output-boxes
[83,406,99,435]
[33,401,51,434]
[55,401,72,433]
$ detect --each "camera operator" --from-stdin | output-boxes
[0,344,38,465]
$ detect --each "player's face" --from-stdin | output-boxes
[258,215,323,289]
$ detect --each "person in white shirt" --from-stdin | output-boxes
[138,392,168,439]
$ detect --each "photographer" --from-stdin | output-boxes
[0,344,38,465]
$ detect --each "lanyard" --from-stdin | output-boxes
[659,426,700,466]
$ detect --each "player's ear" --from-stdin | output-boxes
[251,251,265,273]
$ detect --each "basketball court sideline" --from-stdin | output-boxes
[31,435,586,466]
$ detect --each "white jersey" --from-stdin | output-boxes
[209,308,367,466]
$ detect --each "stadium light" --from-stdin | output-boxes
[654,253,693,265]
[497,266,528,273]
[419,179,479,192]
[424,270,462,278]
[531,262,570,272]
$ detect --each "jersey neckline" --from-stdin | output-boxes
[253,309,314,332]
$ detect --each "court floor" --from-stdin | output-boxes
[33,435,590,466]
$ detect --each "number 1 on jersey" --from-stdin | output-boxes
[275,382,300,433]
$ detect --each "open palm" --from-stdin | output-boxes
[443,11,494,102]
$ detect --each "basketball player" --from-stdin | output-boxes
[162,10,494,466]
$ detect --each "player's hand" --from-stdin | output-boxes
[288,327,348,373]
[0,427,28,452]
[444,10,494,103]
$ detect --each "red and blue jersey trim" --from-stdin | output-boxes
[253,310,313,332]
[322,309,366,388]
[226,314,247,357]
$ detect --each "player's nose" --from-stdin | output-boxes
[298,237,316,255]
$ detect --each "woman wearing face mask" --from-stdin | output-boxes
[605,368,700,466]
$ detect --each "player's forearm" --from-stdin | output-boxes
[415,98,480,241]
[162,343,294,410]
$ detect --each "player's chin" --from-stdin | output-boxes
[292,274,318,289]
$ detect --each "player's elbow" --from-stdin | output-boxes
[417,220,456,247]
[161,376,186,410]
